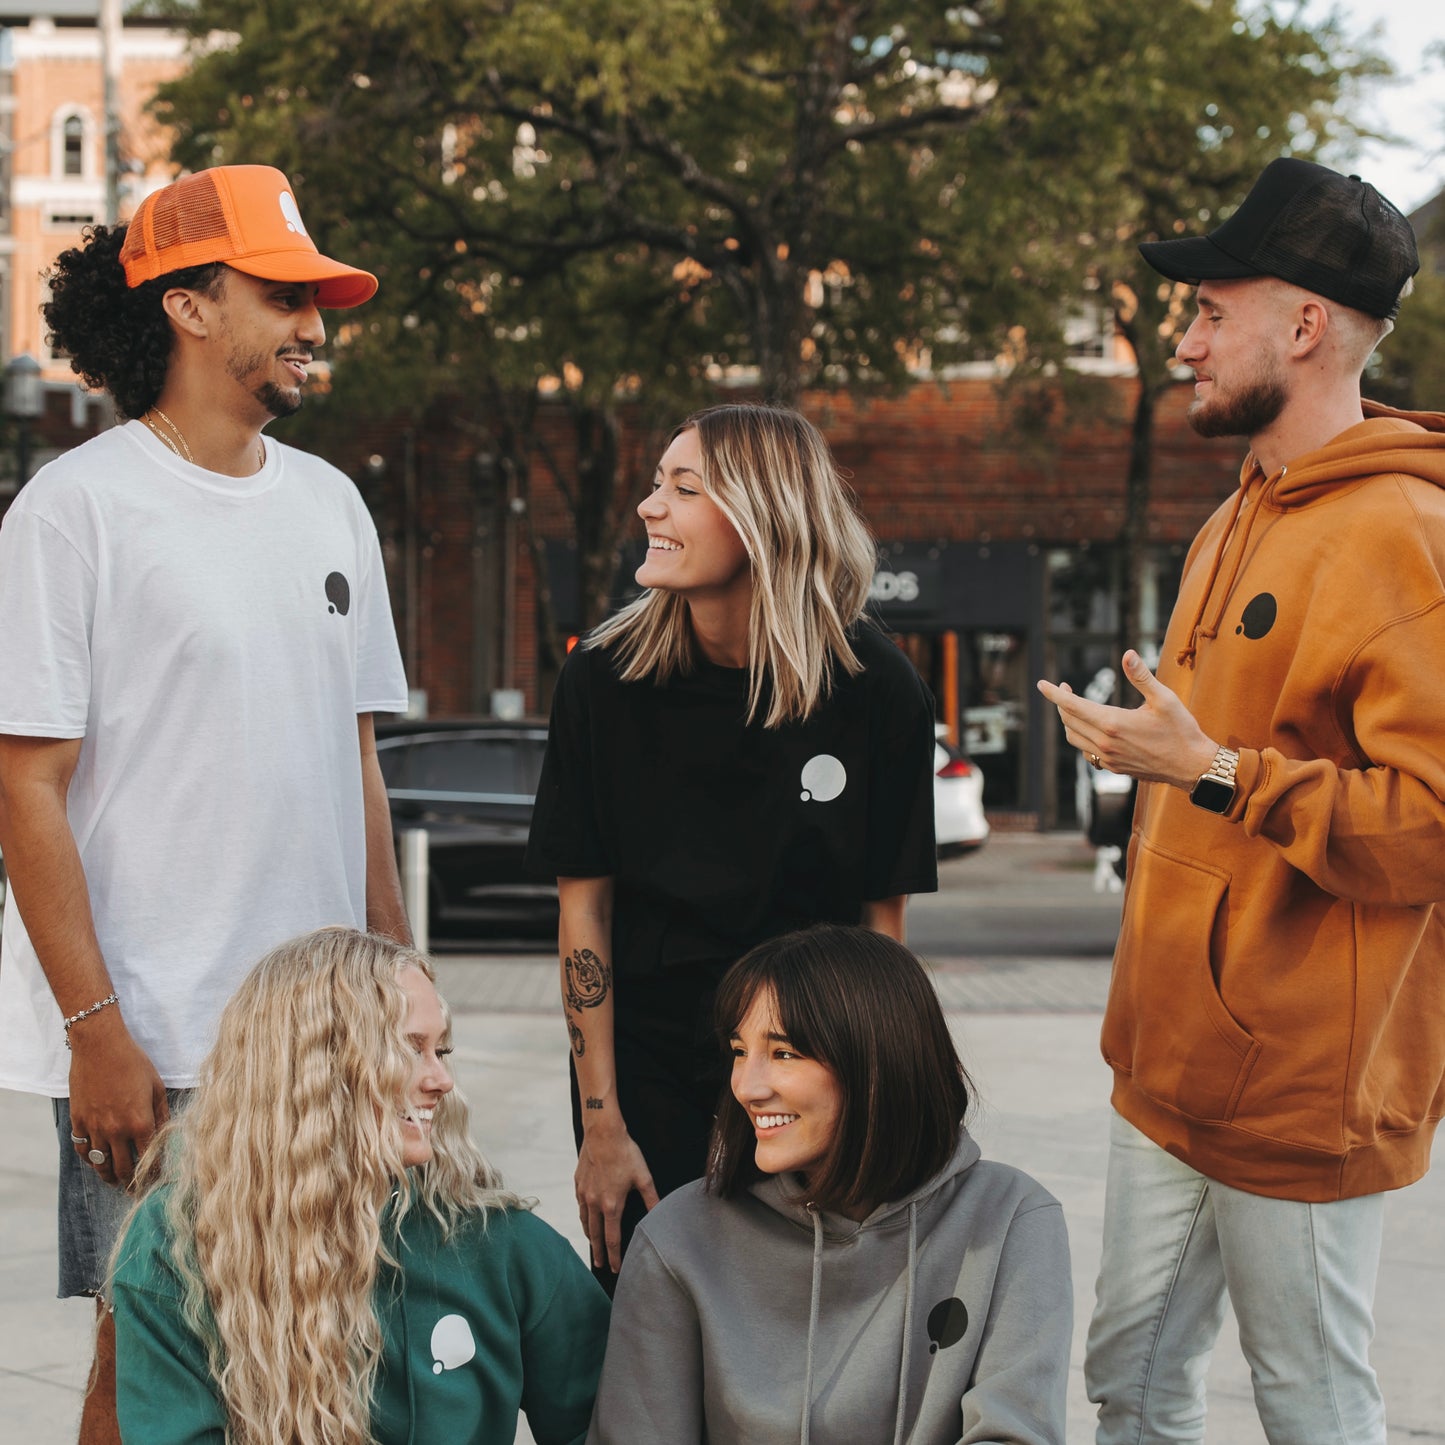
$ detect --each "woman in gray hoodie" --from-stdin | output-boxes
[588,924,1072,1445]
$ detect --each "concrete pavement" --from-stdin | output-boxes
[4,833,1442,1442]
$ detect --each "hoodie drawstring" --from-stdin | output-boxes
[892,1201,918,1445]
[1176,479,1249,668]
[800,1205,824,1445]
[799,1200,920,1445]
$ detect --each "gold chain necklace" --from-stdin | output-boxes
[143,407,265,471]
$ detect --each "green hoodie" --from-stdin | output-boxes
[112,1187,609,1445]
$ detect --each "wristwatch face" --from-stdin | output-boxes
[1190,775,1234,814]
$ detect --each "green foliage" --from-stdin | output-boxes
[151,0,1399,656]
[155,0,1386,404]
[1368,270,1445,412]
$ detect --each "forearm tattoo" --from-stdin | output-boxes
[585,1097,604,1110]
[564,947,612,1012]
[567,1017,586,1057]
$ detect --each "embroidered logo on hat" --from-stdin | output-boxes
[279,191,308,237]
[119,165,377,309]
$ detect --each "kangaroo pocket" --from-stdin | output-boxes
[1103,843,1261,1123]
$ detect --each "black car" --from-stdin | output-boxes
[374,719,558,942]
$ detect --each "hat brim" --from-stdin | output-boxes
[225,248,379,309]
[1138,235,1262,286]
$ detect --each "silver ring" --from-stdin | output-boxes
[87,1148,108,1167]
[1089,753,1103,769]
[70,1133,89,1146]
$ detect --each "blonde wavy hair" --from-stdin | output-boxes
[588,403,879,728]
[116,927,519,1445]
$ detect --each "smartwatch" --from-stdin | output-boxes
[1190,746,1239,814]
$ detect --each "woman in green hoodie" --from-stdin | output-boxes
[109,927,609,1445]
[589,924,1072,1445]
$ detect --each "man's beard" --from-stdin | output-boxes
[1187,365,1287,440]
[255,380,302,419]
[226,348,304,419]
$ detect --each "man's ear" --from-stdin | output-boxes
[1289,297,1329,360]
[160,286,214,341]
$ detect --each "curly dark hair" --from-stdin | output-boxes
[42,224,225,420]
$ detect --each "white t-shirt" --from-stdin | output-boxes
[0,421,409,1095]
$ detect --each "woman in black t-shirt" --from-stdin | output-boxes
[526,403,937,1290]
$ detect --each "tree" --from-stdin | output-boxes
[1365,268,1445,412]
[153,0,1380,675]
[1109,6,1389,666]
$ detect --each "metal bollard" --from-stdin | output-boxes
[399,828,429,954]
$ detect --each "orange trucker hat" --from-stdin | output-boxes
[119,165,378,308]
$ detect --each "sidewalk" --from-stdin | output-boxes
[4,834,1442,1442]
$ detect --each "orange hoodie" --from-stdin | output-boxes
[1106,403,1445,1201]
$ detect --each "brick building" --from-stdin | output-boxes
[0,352,1245,829]
[0,1,185,374]
[0,1,1251,829]
[302,372,1244,829]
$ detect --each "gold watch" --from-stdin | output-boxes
[1189,746,1239,814]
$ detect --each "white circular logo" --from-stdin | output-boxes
[800,754,847,802]
[278,190,309,237]
[430,1314,476,1374]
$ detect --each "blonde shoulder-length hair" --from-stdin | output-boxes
[587,403,879,728]
[116,927,519,1445]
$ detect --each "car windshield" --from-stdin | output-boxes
[385,736,545,800]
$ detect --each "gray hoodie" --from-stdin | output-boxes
[587,1134,1071,1445]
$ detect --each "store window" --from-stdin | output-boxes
[961,629,1028,811]
[1044,544,1185,826]
[893,628,1032,815]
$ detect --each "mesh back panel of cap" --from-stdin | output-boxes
[149,172,231,251]
[1255,178,1415,316]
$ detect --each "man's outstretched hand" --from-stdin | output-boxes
[1037,650,1219,791]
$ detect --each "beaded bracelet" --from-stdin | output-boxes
[62,993,119,1049]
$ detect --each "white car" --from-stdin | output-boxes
[934,738,989,856]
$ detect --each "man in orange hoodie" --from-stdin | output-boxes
[1040,158,1443,1445]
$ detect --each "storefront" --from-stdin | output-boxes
[871,540,1185,827]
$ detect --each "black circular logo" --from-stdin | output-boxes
[325,572,351,616]
[927,1297,969,1354]
[1236,592,1276,639]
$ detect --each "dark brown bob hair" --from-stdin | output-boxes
[705,923,971,1214]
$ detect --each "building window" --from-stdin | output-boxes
[44,210,97,232]
[52,109,92,179]
[63,116,84,175]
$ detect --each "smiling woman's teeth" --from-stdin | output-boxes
[648,538,681,550]
[402,1107,435,1126]
[755,1113,799,1129]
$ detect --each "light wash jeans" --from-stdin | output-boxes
[1085,1111,1386,1445]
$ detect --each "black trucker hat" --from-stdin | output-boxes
[1138,158,1418,319]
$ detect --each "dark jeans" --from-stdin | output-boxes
[570,966,730,1295]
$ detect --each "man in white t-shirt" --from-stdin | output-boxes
[0,165,411,1443]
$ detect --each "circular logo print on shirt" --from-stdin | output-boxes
[325,571,351,616]
[800,754,847,802]
[430,1314,476,1374]
[1236,592,1276,639]
[927,1297,969,1353]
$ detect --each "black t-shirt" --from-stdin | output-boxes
[526,622,938,981]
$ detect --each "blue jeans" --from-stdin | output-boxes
[53,1091,189,1299]
[1085,1111,1387,1445]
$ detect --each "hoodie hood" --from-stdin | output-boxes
[747,1129,982,1234]
[1270,403,1445,508]
[748,1132,983,1445]
[1175,402,1445,667]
